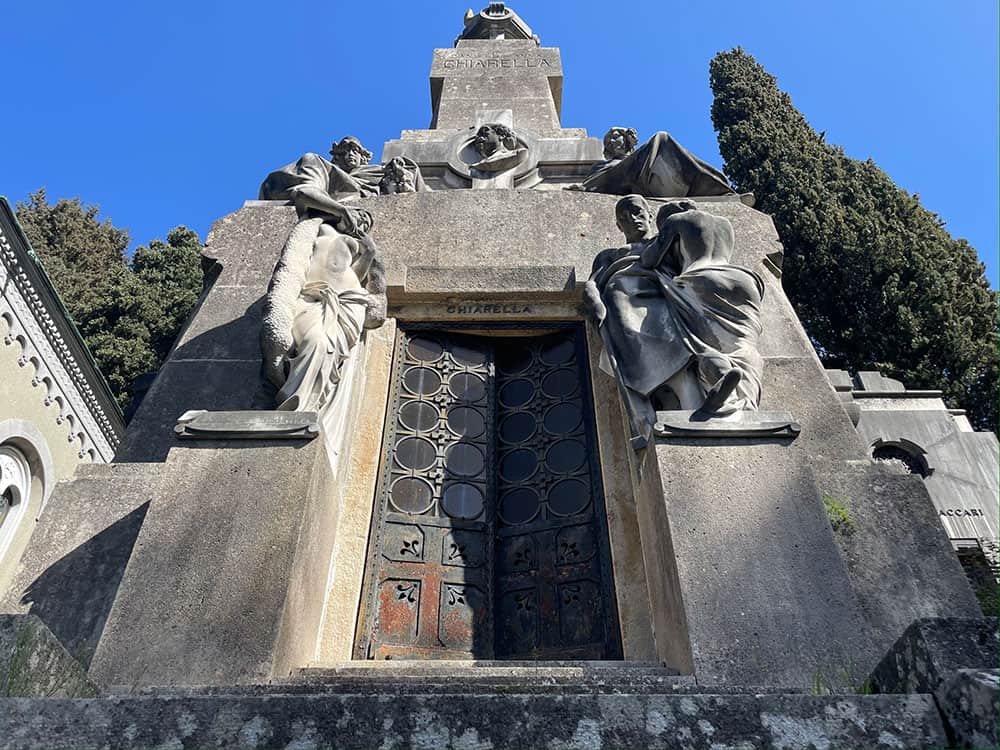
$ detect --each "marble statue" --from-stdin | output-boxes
[260,136,428,230]
[260,213,385,414]
[578,128,734,199]
[585,195,764,435]
[259,136,400,413]
[468,123,528,173]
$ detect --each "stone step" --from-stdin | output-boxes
[0,692,949,749]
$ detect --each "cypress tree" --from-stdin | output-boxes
[709,48,998,433]
[16,191,204,410]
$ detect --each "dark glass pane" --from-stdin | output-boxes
[451,342,488,366]
[496,346,532,374]
[543,403,582,434]
[390,477,434,514]
[403,366,441,395]
[500,412,535,444]
[399,401,438,432]
[407,337,443,362]
[546,439,586,473]
[499,378,534,408]
[500,448,538,483]
[447,407,485,438]
[541,369,578,399]
[396,437,437,470]
[540,338,575,365]
[442,483,485,519]
[449,372,486,402]
[500,488,540,525]
[548,479,589,516]
[446,442,485,477]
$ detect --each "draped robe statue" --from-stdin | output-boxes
[579,127,734,199]
[259,136,426,414]
[585,195,764,437]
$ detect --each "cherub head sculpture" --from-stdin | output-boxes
[602,127,639,161]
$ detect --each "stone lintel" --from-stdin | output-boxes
[174,410,320,440]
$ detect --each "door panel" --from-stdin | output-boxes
[355,328,621,660]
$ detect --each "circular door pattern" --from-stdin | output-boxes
[403,366,441,396]
[442,483,485,520]
[407,336,444,362]
[395,437,437,471]
[447,406,486,438]
[399,401,438,432]
[389,476,434,514]
[449,372,486,402]
[446,442,485,477]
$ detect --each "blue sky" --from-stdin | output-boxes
[2,1,997,287]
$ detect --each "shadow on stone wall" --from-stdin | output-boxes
[18,503,149,668]
[115,296,267,463]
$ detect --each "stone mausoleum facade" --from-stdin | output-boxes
[0,6,996,749]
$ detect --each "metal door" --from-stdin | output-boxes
[355,327,621,660]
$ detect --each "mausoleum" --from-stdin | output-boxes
[1,5,995,748]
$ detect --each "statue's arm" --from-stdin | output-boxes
[641,228,677,270]
[351,235,378,281]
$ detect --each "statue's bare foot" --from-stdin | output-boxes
[700,369,741,414]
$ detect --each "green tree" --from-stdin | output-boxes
[15,190,204,411]
[709,49,998,433]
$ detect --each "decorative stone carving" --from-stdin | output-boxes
[260,215,386,414]
[468,123,529,174]
[379,157,418,195]
[259,136,428,222]
[585,195,765,440]
[0,217,122,462]
[260,136,402,415]
[576,128,734,198]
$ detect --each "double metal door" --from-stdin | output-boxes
[354,327,621,660]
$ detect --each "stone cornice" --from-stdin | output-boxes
[0,198,124,461]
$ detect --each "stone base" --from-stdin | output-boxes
[0,672,950,749]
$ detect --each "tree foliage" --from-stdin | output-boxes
[709,49,998,433]
[16,189,204,411]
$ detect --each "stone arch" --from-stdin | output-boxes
[0,420,55,576]
[870,437,932,478]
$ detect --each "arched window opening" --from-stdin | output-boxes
[0,445,31,561]
[871,440,930,478]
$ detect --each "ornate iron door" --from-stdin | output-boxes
[355,328,621,660]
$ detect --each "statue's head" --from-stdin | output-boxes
[603,127,638,160]
[331,136,373,172]
[474,123,517,158]
[615,194,654,243]
[655,200,698,232]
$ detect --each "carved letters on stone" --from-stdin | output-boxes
[584,195,765,443]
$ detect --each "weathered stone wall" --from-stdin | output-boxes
[6,190,982,689]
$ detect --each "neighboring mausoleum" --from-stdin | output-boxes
[0,197,124,596]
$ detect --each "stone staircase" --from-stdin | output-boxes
[0,661,954,749]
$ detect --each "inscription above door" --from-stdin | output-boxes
[355,328,621,660]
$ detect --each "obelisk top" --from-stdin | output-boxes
[457,3,539,45]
